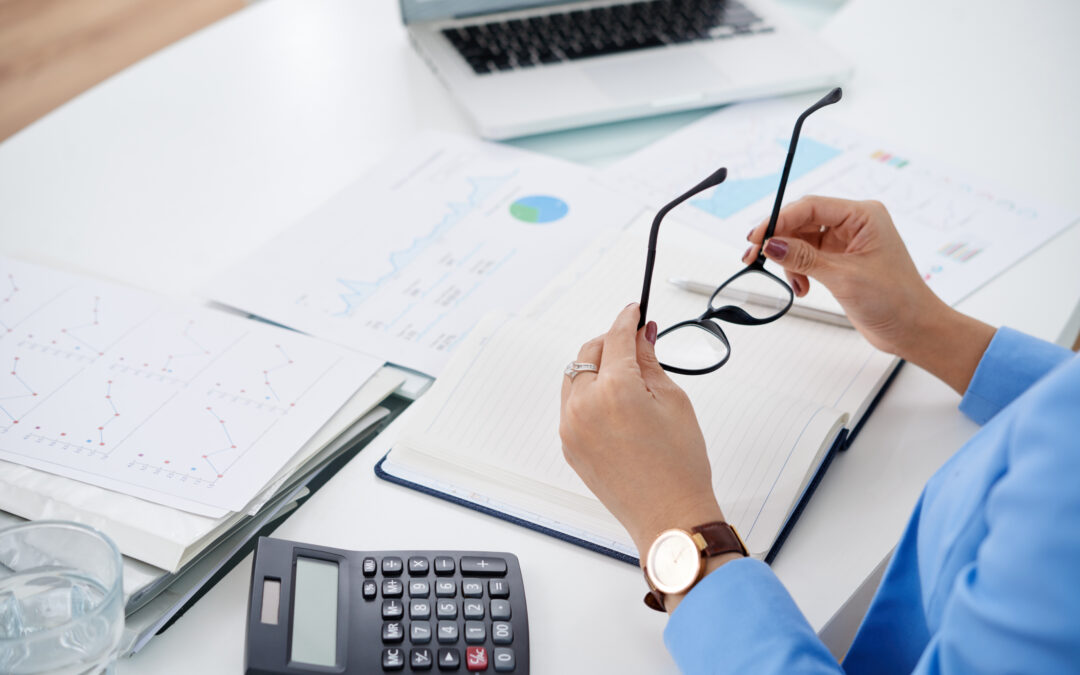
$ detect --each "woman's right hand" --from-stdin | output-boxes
[745,196,995,394]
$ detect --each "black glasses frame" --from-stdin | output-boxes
[637,87,843,375]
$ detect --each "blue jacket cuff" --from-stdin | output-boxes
[664,557,838,674]
[959,327,1072,425]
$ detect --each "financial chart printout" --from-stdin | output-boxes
[0,257,381,516]
[607,100,1078,306]
[209,132,643,376]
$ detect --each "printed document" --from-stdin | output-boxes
[0,257,382,516]
[208,132,643,376]
[605,99,1077,306]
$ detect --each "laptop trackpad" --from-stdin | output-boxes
[583,50,726,104]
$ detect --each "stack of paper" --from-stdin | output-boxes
[0,255,404,650]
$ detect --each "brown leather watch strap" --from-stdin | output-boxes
[692,521,749,557]
[642,521,748,612]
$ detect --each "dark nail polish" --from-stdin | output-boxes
[645,321,657,345]
[742,246,752,262]
[747,228,756,241]
[791,278,802,295]
[764,239,788,261]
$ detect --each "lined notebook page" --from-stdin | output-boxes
[524,218,895,417]
[397,314,845,554]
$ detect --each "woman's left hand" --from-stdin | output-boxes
[559,303,724,558]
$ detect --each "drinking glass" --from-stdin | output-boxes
[0,521,124,675]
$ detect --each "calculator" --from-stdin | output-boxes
[245,536,530,673]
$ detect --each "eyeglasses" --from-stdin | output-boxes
[637,87,843,375]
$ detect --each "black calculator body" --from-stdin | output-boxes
[245,536,530,674]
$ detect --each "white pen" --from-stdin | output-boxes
[668,277,854,329]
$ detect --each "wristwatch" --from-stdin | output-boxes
[642,521,748,612]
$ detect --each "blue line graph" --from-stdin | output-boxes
[333,172,515,316]
[0,273,18,332]
[90,380,120,448]
[0,356,36,424]
[262,344,293,402]
[201,406,237,477]
[161,320,211,373]
[691,137,843,219]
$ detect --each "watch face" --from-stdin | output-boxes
[646,529,701,594]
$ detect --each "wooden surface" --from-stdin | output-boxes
[0,0,245,142]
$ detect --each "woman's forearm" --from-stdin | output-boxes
[896,299,995,395]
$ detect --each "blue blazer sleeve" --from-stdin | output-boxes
[910,350,1080,673]
[958,327,1072,425]
[664,558,843,674]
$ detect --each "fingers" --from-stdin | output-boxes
[561,334,604,405]
[636,321,672,392]
[784,271,810,297]
[762,236,836,277]
[601,303,643,379]
[749,195,861,245]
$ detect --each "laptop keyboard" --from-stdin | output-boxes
[442,0,772,75]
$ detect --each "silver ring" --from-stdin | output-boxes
[564,361,599,381]
[819,224,827,233]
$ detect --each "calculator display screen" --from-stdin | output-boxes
[290,558,339,667]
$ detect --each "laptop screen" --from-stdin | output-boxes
[402,0,585,24]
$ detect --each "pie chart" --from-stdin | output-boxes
[509,195,568,224]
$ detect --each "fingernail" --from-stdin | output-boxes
[742,246,752,262]
[645,321,657,345]
[625,302,637,309]
[747,228,755,241]
[764,239,788,261]
[791,277,802,295]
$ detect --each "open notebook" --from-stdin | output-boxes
[377,217,900,562]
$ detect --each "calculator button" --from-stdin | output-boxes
[460,557,507,576]
[382,647,405,671]
[383,622,404,644]
[487,579,509,598]
[464,621,486,644]
[465,646,488,671]
[362,580,378,600]
[382,557,404,576]
[461,581,483,598]
[490,599,511,621]
[437,621,459,643]
[436,599,457,619]
[463,600,484,620]
[435,580,457,597]
[411,621,432,644]
[493,647,515,672]
[434,556,456,576]
[492,621,512,645]
[410,580,431,598]
[411,647,434,670]
[382,599,404,620]
[383,579,403,598]
[411,600,432,619]
[438,647,461,670]
[409,556,430,575]
[363,557,377,577]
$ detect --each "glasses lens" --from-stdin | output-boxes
[655,323,730,373]
[710,270,792,321]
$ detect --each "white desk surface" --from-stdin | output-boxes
[1,0,1078,671]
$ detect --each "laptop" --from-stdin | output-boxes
[401,0,852,139]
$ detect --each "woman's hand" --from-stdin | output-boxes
[746,196,994,394]
[558,303,724,558]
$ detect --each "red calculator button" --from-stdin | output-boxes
[466,646,488,671]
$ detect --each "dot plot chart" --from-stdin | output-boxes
[0,257,381,516]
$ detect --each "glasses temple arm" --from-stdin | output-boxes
[759,87,843,260]
[638,167,727,328]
